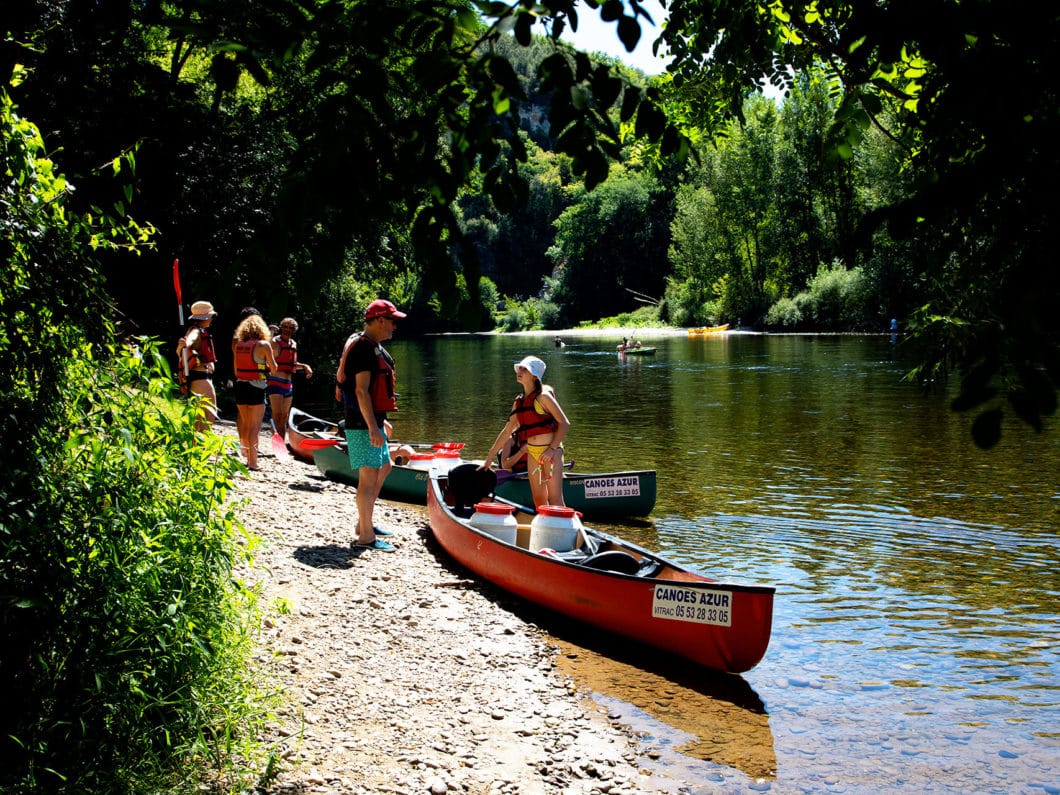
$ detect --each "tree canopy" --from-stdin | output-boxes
[5,0,1056,444]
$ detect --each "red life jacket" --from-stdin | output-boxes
[340,334,397,413]
[234,339,267,381]
[176,328,216,392]
[274,337,298,374]
[179,327,216,370]
[510,388,558,445]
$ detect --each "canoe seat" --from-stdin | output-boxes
[580,550,663,578]
[581,550,641,575]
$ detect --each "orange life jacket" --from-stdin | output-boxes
[339,334,397,413]
[234,339,267,381]
[176,328,216,392]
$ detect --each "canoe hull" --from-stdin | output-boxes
[287,407,342,462]
[688,324,730,335]
[494,470,656,518]
[313,444,434,504]
[426,474,774,673]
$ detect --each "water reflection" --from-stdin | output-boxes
[545,617,776,786]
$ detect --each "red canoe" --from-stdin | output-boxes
[286,406,342,462]
[426,468,775,674]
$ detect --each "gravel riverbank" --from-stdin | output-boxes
[227,423,685,794]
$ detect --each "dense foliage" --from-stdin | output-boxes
[0,92,275,793]
[0,0,1056,787]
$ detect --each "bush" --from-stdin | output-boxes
[661,280,702,327]
[1,90,276,794]
[764,296,803,327]
[1,341,278,793]
[765,262,874,331]
[500,303,528,331]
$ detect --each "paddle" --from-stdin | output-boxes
[172,257,184,326]
[270,420,292,463]
[389,441,465,451]
[493,461,573,483]
[173,258,190,383]
[300,439,465,453]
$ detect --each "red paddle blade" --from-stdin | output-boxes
[271,432,292,462]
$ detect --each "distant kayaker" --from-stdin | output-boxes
[481,355,570,509]
[336,299,407,552]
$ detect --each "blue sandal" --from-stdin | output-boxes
[356,525,392,537]
[352,538,395,552]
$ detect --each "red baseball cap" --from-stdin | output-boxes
[365,299,407,320]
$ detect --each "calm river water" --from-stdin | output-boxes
[296,330,1058,793]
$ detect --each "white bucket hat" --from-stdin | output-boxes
[514,355,546,379]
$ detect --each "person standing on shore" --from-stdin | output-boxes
[232,313,278,471]
[481,355,570,509]
[176,300,219,431]
[268,317,313,438]
[336,299,407,552]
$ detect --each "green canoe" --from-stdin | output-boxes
[313,443,441,504]
[314,439,656,519]
[493,469,657,518]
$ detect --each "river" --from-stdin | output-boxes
[294,330,1059,793]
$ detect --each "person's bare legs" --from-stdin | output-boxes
[355,461,392,541]
[189,379,218,432]
[544,449,565,506]
[238,403,266,469]
[269,392,292,437]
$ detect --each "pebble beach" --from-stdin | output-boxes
[226,422,687,794]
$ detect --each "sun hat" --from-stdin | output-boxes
[190,300,217,320]
[365,299,408,320]
[514,355,546,379]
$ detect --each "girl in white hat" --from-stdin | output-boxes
[481,355,570,508]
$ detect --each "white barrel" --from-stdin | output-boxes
[469,502,518,544]
[529,505,581,552]
[406,453,435,470]
[432,450,462,473]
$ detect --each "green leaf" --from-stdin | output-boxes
[617,15,641,52]
[601,0,622,22]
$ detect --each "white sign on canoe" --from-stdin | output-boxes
[583,475,641,499]
[651,585,733,627]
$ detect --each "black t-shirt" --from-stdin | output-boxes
[341,335,389,430]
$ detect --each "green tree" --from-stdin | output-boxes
[548,166,672,323]
[658,0,1058,444]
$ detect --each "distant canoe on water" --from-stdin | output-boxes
[617,345,656,355]
[688,323,730,336]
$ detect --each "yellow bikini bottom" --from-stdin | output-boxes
[527,443,562,465]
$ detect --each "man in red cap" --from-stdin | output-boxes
[335,299,408,551]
